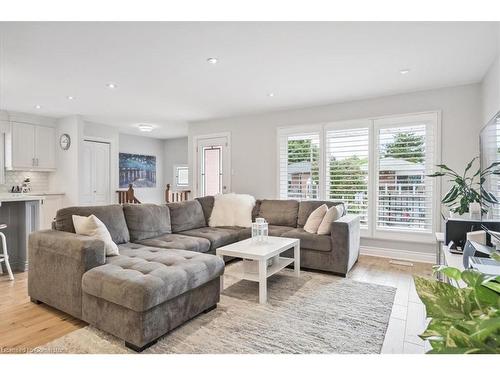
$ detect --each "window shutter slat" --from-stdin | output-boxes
[279,132,320,200]
[376,123,433,232]
[325,127,369,226]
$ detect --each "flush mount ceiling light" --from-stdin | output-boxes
[106,82,117,89]
[66,95,75,100]
[206,57,218,65]
[400,69,410,75]
[34,104,41,109]
[137,124,154,132]
[268,92,275,97]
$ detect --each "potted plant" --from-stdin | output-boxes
[428,157,500,218]
[414,253,500,353]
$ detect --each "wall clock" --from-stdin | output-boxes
[59,133,71,150]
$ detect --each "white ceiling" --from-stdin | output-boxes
[0,22,498,139]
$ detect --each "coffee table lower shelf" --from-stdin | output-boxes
[229,257,295,282]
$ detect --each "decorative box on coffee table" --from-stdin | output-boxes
[216,236,300,304]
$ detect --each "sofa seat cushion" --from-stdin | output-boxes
[179,227,240,251]
[135,233,211,253]
[82,244,224,312]
[217,226,252,241]
[268,225,295,237]
[283,228,331,252]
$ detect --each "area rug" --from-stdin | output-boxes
[38,267,396,354]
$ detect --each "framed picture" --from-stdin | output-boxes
[119,153,156,188]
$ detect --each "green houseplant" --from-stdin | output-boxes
[414,256,500,353]
[428,157,500,216]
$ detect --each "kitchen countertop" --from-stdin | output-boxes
[0,194,46,202]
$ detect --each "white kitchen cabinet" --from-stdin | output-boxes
[40,195,64,230]
[35,125,56,169]
[5,122,56,171]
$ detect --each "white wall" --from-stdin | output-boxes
[189,83,482,257]
[190,83,481,200]
[49,115,84,206]
[481,25,500,125]
[163,137,189,189]
[119,133,165,204]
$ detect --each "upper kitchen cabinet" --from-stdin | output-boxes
[5,122,56,171]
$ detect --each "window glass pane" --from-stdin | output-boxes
[326,128,369,226]
[376,124,432,231]
[203,147,221,196]
[176,167,189,186]
[282,134,320,199]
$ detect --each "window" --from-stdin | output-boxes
[374,120,435,233]
[277,112,439,239]
[278,131,320,200]
[325,126,369,226]
[174,165,189,187]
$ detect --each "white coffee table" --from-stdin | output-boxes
[216,236,300,304]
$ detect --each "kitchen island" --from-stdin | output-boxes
[0,194,44,271]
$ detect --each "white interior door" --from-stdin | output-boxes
[93,142,110,204]
[80,140,111,205]
[197,136,230,196]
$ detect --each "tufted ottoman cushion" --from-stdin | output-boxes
[82,244,224,312]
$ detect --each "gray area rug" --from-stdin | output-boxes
[38,267,396,354]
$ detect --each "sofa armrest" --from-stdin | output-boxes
[28,230,106,318]
[330,214,361,275]
[29,230,106,269]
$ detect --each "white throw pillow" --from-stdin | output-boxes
[72,214,119,256]
[317,205,343,235]
[303,204,328,234]
[209,193,256,228]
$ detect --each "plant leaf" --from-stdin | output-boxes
[414,276,470,319]
[434,266,462,281]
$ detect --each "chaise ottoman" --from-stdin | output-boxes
[81,244,224,351]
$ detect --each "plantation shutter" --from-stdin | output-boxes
[325,126,369,226]
[374,117,436,232]
[480,113,500,219]
[278,131,320,200]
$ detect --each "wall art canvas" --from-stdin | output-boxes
[119,153,156,188]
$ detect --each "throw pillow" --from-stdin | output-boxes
[209,193,256,227]
[303,204,328,234]
[317,205,343,235]
[72,214,119,256]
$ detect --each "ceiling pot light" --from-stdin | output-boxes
[106,82,117,89]
[34,104,41,109]
[66,95,75,100]
[206,57,218,65]
[400,69,410,75]
[138,124,154,132]
[268,92,275,97]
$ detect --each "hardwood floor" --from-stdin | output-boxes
[0,255,432,353]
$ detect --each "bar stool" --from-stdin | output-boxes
[0,224,14,281]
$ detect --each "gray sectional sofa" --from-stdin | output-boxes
[28,197,360,351]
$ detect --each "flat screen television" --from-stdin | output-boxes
[479,110,500,245]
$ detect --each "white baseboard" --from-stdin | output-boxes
[360,245,435,264]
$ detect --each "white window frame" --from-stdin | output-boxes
[323,119,373,238]
[276,111,441,243]
[276,124,325,201]
[372,112,441,243]
[173,164,189,189]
